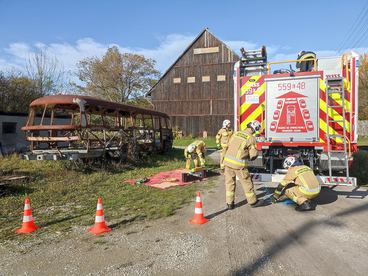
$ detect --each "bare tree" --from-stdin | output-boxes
[76,46,160,103]
[26,49,65,95]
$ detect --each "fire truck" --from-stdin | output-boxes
[233,47,359,186]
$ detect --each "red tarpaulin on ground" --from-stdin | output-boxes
[124,169,205,189]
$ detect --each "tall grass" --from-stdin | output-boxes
[0,149,216,243]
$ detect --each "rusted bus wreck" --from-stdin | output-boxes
[21,95,173,161]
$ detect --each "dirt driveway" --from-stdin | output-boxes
[1,160,368,275]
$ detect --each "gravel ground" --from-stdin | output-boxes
[1,151,368,275]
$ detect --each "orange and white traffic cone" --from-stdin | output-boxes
[189,191,209,224]
[16,197,39,234]
[89,197,112,235]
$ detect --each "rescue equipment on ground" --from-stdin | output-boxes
[182,167,207,182]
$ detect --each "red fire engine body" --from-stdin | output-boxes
[233,49,359,186]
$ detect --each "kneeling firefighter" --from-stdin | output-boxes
[184,140,206,170]
[272,156,321,211]
[216,119,233,170]
[223,120,266,210]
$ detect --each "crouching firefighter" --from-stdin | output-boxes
[184,140,206,171]
[223,120,265,210]
[272,156,321,211]
[216,119,233,170]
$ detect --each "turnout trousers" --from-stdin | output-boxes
[220,149,227,170]
[285,186,319,205]
[224,166,257,205]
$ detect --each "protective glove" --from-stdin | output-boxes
[250,155,257,161]
[271,195,279,204]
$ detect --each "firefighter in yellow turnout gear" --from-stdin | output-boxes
[216,119,233,170]
[272,156,321,211]
[184,140,206,170]
[223,120,265,210]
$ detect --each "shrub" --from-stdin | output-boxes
[350,151,368,185]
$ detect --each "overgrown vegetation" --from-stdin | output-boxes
[359,54,368,120]
[358,136,368,146]
[350,150,368,185]
[173,136,217,148]
[0,149,216,243]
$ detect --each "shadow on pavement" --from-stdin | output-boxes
[109,215,142,229]
[334,186,368,199]
[314,187,338,205]
[206,208,228,220]
[232,202,368,276]
[41,214,85,227]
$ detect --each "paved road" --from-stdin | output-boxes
[1,152,368,275]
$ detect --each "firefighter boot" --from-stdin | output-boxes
[295,200,316,211]
[250,198,267,208]
[227,202,235,210]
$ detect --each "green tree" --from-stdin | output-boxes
[0,72,42,113]
[359,54,368,120]
[76,46,160,103]
[127,96,154,109]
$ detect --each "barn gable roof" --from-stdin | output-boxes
[146,28,239,96]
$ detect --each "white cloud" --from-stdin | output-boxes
[0,33,367,80]
[225,40,258,54]
[0,34,196,76]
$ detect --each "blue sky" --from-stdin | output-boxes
[0,0,367,75]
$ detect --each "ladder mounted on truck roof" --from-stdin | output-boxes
[240,46,268,76]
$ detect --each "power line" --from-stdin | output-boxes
[338,2,368,52]
[338,3,368,51]
[351,20,368,49]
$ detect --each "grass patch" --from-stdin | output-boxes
[358,136,368,146]
[0,149,216,243]
[173,136,217,148]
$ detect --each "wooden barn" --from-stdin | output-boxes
[147,28,239,136]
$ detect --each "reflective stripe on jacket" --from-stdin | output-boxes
[223,128,257,170]
[281,165,321,196]
[216,128,233,148]
[184,140,206,159]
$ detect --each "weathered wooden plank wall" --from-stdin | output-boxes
[149,29,239,136]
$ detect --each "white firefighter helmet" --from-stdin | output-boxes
[222,119,231,128]
[247,120,261,132]
[283,156,296,169]
[187,144,196,153]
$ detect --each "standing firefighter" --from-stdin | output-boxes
[223,120,265,210]
[272,156,321,211]
[184,140,206,170]
[216,120,233,170]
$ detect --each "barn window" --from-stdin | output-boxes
[187,77,195,83]
[173,78,181,84]
[202,76,210,82]
[217,75,226,81]
[2,122,17,134]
